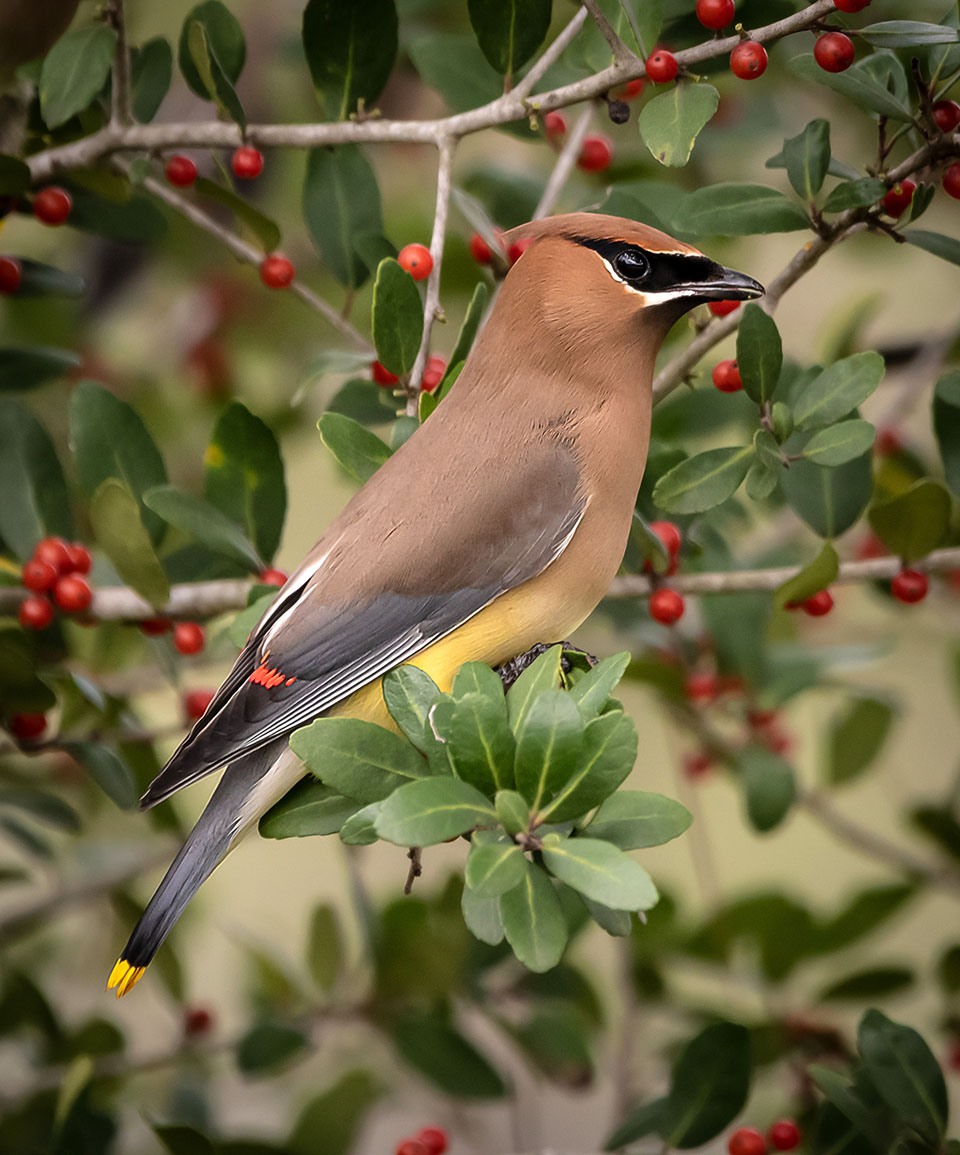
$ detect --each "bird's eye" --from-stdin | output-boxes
[613,248,649,282]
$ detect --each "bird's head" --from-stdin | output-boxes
[499,212,763,355]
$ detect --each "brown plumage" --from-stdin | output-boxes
[108,212,762,996]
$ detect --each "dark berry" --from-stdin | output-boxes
[140,617,171,636]
[185,1006,214,1036]
[231,146,264,179]
[933,100,960,133]
[944,164,960,200]
[398,243,433,281]
[730,41,768,80]
[0,256,21,294]
[165,155,198,187]
[260,254,295,288]
[173,622,205,655]
[9,713,47,740]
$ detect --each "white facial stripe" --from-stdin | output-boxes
[597,255,710,304]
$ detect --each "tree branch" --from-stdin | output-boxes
[580,0,639,67]
[514,7,590,101]
[534,104,594,220]
[106,0,132,128]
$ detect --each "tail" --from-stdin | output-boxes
[107,737,300,997]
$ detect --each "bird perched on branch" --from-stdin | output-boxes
[108,212,762,996]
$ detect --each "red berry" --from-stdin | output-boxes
[874,428,902,456]
[398,243,433,281]
[856,535,886,561]
[259,568,288,587]
[470,233,493,264]
[577,134,613,173]
[651,519,681,557]
[33,537,72,574]
[184,1006,214,1036]
[944,163,960,200]
[933,100,960,133]
[891,569,928,604]
[747,708,778,729]
[164,155,198,187]
[623,78,646,99]
[508,237,533,264]
[762,725,793,755]
[0,255,21,294]
[396,1143,429,1155]
[173,622,206,655]
[713,359,742,392]
[730,41,768,80]
[22,559,57,593]
[685,672,718,702]
[729,1128,767,1155]
[649,587,685,625]
[949,1038,960,1070]
[371,360,400,386]
[421,356,446,392]
[53,575,92,613]
[19,595,54,630]
[646,50,679,84]
[65,542,91,574]
[697,0,735,31]
[801,589,834,617]
[544,110,567,137]
[259,254,295,288]
[833,0,870,10]
[184,689,215,721]
[684,750,712,779]
[32,187,71,226]
[140,617,171,636]
[231,146,264,179]
[768,1120,801,1152]
[814,31,855,73]
[416,1128,449,1155]
[9,713,47,740]
[709,298,741,317]
[882,180,916,217]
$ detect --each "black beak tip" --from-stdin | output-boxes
[704,268,765,302]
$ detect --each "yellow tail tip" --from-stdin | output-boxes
[106,958,145,998]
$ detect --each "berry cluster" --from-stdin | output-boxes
[19,537,92,630]
[682,673,794,779]
[729,1120,801,1155]
[645,521,687,625]
[395,1126,448,1155]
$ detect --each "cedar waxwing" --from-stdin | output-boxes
[108,212,763,996]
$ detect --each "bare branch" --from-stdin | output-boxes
[514,7,590,101]
[106,0,132,128]
[580,0,639,67]
[534,105,594,220]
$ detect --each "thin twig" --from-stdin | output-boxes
[407,137,456,415]
[404,846,423,894]
[514,7,591,101]
[106,0,132,128]
[534,105,594,220]
[580,0,639,67]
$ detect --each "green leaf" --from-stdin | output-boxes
[291,717,429,804]
[131,38,173,123]
[259,779,360,839]
[911,805,960,864]
[745,458,779,501]
[793,352,885,430]
[933,371,960,495]
[303,146,383,289]
[736,304,782,405]
[317,412,392,484]
[372,258,424,377]
[495,789,530,835]
[802,419,876,466]
[861,20,959,47]
[39,24,117,130]
[0,789,80,832]
[820,965,913,1001]
[178,1,245,96]
[64,740,138,809]
[152,1125,215,1155]
[857,1009,947,1144]
[868,480,951,563]
[584,790,691,850]
[739,746,796,833]
[568,652,630,720]
[823,177,886,213]
[512,1009,594,1086]
[69,379,168,545]
[506,645,562,730]
[541,835,658,910]
[827,697,894,786]
[775,541,839,610]
[672,182,808,235]
[439,691,515,794]
[783,119,831,200]
[813,883,915,953]
[937,944,960,993]
[514,690,584,811]
[0,400,73,560]
[302,0,398,120]
[62,184,167,243]
[780,445,873,538]
[237,1021,308,1073]
[462,885,505,945]
[467,0,551,77]
[408,35,502,117]
[13,259,85,298]
[808,1066,882,1142]
[392,1010,507,1098]
[204,402,286,564]
[0,346,81,392]
[465,834,526,897]
[659,1023,752,1148]
[289,1070,384,1155]
[500,860,568,972]
[905,228,960,267]
[186,18,245,129]
[144,485,262,570]
[193,177,280,251]
[789,54,912,121]
[89,480,169,608]
[637,83,719,168]
[605,1099,670,1150]
[439,283,490,396]
[339,802,380,845]
[541,711,638,823]
[382,664,443,758]
[653,445,753,514]
[307,904,342,991]
[375,777,496,845]
[0,155,31,197]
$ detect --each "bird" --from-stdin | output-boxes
[107,211,763,996]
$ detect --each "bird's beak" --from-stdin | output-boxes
[682,263,765,302]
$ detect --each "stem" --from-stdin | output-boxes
[106,0,132,128]
[580,0,639,67]
[533,105,594,219]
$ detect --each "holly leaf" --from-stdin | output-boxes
[374,777,497,846]
[39,24,117,129]
[638,84,719,168]
[500,860,568,972]
[302,0,398,119]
